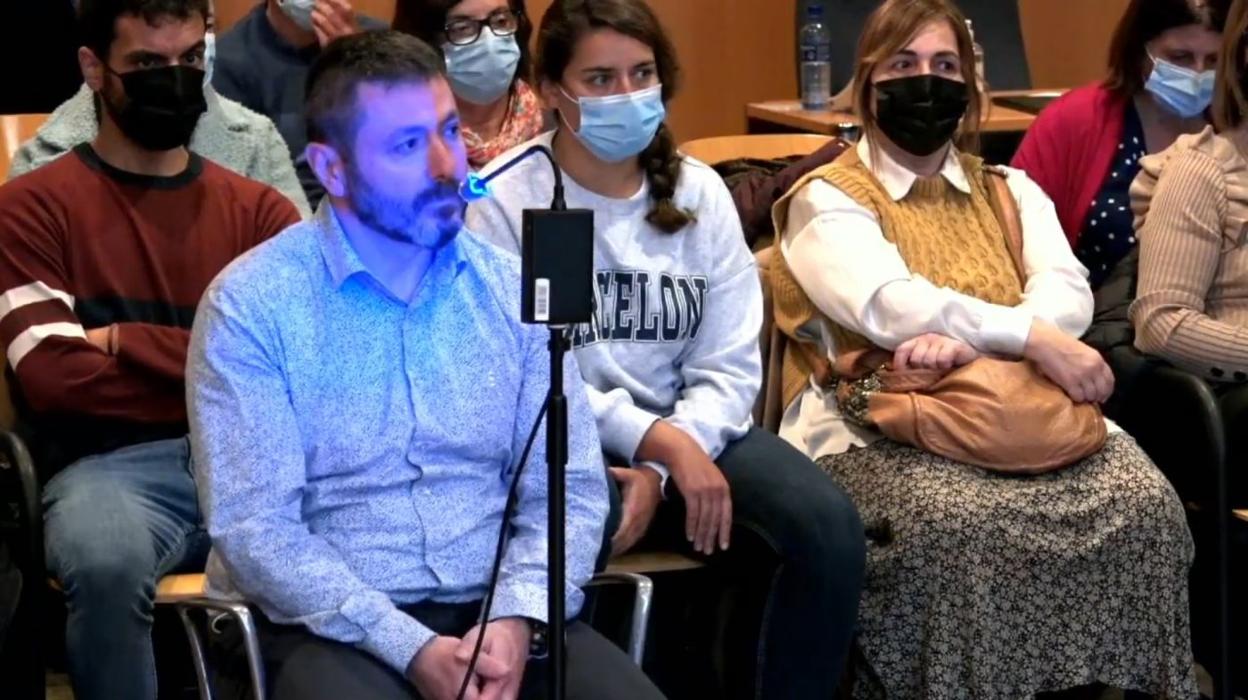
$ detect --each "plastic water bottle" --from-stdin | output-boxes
[799,4,831,111]
[966,19,985,91]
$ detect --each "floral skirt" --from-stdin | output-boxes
[816,433,1198,700]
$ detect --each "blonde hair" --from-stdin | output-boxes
[850,0,982,157]
[1213,0,1248,130]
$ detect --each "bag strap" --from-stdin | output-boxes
[984,166,1027,284]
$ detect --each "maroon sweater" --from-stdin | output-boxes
[0,145,300,471]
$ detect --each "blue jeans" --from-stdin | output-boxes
[616,427,867,698]
[42,437,209,700]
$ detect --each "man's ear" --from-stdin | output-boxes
[79,46,106,92]
[306,141,349,199]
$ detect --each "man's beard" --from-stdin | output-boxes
[347,162,464,249]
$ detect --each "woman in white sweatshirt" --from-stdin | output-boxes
[465,1,865,697]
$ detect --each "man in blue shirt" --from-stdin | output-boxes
[188,31,663,700]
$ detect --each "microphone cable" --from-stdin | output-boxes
[455,379,554,700]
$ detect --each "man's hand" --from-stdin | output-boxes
[311,0,358,48]
[85,325,114,354]
[408,636,491,700]
[609,466,662,556]
[455,618,529,700]
[1024,319,1114,404]
[893,332,978,370]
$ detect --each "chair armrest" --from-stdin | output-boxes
[1117,356,1225,508]
[0,429,40,577]
[587,571,654,666]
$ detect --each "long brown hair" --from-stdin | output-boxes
[851,0,982,157]
[1213,0,1248,129]
[392,0,534,87]
[536,0,692,233]
[1104,0,1228,98]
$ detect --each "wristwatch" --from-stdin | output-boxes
[528,619,549,659]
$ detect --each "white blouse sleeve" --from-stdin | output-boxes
[1003,166,1094,338]
[780,174,1091,357]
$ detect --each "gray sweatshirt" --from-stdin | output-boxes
[466,132,762,466]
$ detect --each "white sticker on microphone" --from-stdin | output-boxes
[534,278,550,322]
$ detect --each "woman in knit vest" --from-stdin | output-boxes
[1130,0,1248,500]
[466,1,867,697]
[771,0,1197,697]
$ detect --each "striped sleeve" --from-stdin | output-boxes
[1129,149,1248,375]
[0,187,185,421]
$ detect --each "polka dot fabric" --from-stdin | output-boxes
[1075,104,1147,288]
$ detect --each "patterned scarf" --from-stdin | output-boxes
[462,80,546,169]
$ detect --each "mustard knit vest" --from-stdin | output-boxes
[769,147,1023,408]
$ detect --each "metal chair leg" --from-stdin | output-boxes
[178,598,267,700]
[588,571,653,666]
[175,605,213,700]
[227,603,266,700]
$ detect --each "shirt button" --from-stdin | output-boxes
[412,465,424,480]
[1235,371,1246,382]
[1211,367,1225,379]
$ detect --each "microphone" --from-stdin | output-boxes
[458,144,567,211]
[460,172,492,203]
[453,140,592,700]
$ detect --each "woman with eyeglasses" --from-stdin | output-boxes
[394,0,546,168]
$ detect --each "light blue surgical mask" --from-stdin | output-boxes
[203,31,216,88]
[277,0,316,31]
[1145,53,1215,118]
[560,84,665,163]
[443,32,521,105]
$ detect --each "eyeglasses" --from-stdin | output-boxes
[444,9,521,46]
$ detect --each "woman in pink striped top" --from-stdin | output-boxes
[1130,0,1248,387]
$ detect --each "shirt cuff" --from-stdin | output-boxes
[492,579,553,624]
[976,304,1034,357]
[357,606,436,676]
[599,401,660,462]
[637,460,671,499]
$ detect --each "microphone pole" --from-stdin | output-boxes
[463,147,592,700]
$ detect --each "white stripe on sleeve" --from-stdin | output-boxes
[7,322,87,368]
[0,282,75,324]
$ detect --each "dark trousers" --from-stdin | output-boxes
[212,600,665,700]
[616,427,866,699]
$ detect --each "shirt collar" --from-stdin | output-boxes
[314,202,469,293]
[856,137,971,201]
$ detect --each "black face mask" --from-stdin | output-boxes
[101,64,207,152]
[873,75,970,157]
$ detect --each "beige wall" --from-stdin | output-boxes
[214,0,1130,139]
[1018,0,1131,89]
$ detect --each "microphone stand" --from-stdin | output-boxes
[545,325,569,700]
[464,147,576,699]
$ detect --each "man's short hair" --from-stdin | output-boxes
[305,30,448,151]
[78,0,210,62]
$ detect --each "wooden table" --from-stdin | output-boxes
[746,90,1063,136]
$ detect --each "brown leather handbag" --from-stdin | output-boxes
[833,170,1106,474]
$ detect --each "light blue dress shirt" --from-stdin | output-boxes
[187,205,608,674]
